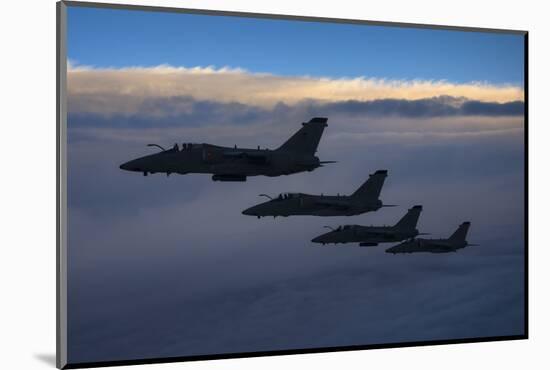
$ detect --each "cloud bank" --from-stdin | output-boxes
[68,64,524,118]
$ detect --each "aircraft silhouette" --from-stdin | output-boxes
[120,117,334,181]
[242,170,394,217]
[386,222,477,254]
[311,205,425,246]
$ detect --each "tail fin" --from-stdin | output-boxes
[394,205,423,230]
[351,170,388,201]
[277,117,328,155]
[449,222,471,242]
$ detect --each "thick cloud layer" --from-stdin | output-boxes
[66,66,525,364]
[68,95,524,130]
[67,64,524,115]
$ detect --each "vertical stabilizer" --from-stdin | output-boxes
[394,205,423,230]
[449,222,471,242]
[351,170,388,201]
[277,117,328,156]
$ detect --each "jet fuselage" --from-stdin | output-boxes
[386,238,467,253]
[119,117,330,181]
[242,169,390,217]
[312,225,419,245]
[386,221,473,254]
[242,193,382,217]
[119,144,322,180]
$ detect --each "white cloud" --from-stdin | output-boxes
[68,64,524,116]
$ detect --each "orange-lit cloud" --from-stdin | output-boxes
[68,64,524,116]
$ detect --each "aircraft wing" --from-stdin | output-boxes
[222,151,269,164]
[313,199,350,210]
[363,230,394,237]
[430,244,456,253]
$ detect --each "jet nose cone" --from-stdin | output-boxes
[242,207,256,216]
[120,159,142,172]
[311,236,327,244]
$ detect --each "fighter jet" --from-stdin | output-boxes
[241,170,393,218]
[311,205,425,247]
[119,117,333,181]
[386,222,477,254]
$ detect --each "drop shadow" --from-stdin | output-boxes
[34,353,56,367]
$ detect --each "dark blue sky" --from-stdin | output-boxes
[68,6,524,84]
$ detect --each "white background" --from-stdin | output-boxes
[1,0,547,369]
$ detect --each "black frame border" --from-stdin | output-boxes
[57,1,529,369]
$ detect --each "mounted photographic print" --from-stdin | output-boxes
[56,1,528,368]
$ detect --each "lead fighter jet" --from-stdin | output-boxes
[119,117,333,181]
[241,170,393,217]
[386,222,477,254]
[311,205,425,247]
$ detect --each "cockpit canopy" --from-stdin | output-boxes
[180,143,202,151]
[154,143,203,154]
[335,225,355,232]
[275,193,301,201]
